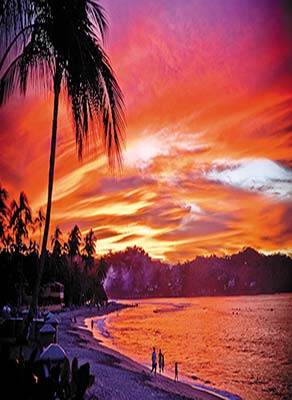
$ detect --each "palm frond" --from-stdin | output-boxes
[0,0,33,50]
[86,0,108,43]
[96,53,125,168]
[1,0,125,170]
[63,32,125,169]
[0,52,23,105]
[0,186,9,217]
[0,25,54,104]
[0,23,34,73]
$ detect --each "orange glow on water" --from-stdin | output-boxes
[85,295,292,400]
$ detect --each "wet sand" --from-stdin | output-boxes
[57,304,233,400]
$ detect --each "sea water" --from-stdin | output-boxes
[90,294,292,400]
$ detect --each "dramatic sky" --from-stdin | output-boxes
[1,0,292,262]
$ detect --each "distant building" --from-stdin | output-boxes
[41,282,64,306]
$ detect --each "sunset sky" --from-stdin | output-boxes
[1,0,292,262]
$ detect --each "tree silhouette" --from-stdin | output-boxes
[0,0,125,323]
[10,191,32,251]
[51,225,62,258]
[28,238,39,255]
[94,257,108,307]
[34,208,45,247]
[50,225,66,284]
[68,225,82,262]
[7,192,32,306]
[0,186,9,244]
[97,257,107,284]
[82,229,96,272]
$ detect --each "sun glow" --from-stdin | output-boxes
[1,0,292,261]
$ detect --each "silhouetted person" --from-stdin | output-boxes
[91,319,94,330]
[162,353,165,373]
[158,349,163,373]
[151,347,157,375]
[174,362,178,381]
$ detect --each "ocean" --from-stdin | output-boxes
[88,294,292,400]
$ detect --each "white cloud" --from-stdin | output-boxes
[125,134,168,168]
[179,202,205,228]
[183,202,204,214]
[125,129,206,169]
[205,158,292,200]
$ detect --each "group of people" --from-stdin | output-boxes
[151,347,165,375]
[151,347,179,381]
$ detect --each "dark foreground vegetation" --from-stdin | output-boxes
[2,347,95,400]
[0,188,107,310]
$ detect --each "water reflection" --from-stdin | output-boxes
[90,294,292,400]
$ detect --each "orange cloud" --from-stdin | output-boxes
[1,0,292,261]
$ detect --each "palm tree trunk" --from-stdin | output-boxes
[25,63,62,339]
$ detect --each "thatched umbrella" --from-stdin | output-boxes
[45,315,60,342]
[44,311,55,320]
[46,315,60,324]
[39,323,56,334]
[39,324,57,347]
[40,343,67,361]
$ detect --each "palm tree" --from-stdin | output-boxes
[34,208,45,248]
[96,257,108,307]
[97,257,107,284]
[9,191,32,306]
[0,1,125,322]
[2,232,14,253]
[50,225,64,284]
[10,191,33,251]
[51,225,62,258]
[68,224,82,262]
[28,238,39,255]
[0,186,9,245]
[82,228,96,272]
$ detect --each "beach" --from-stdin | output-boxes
[57,303,233,400]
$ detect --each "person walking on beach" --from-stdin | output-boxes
[158,349,163,373]
[174,362,178,381]
[151,347,157,375]
[91,319,94,330]
[162,353,165,373]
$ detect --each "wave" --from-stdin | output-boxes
[96,317,112,339]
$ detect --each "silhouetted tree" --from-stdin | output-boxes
[97,257,107,284]
[48,225,64,282]
[82,229,96,272]
[7,192,33,305]
[28,239,39,255]
[10,191,32,251]
[0,0,125,326]
[33,208,45,247]
[68,225,82,262]
[51,226,62,258]
[0,185,9,245]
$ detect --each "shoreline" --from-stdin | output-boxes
[58,303,241,400]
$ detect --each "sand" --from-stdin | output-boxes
[57,303,234,400]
